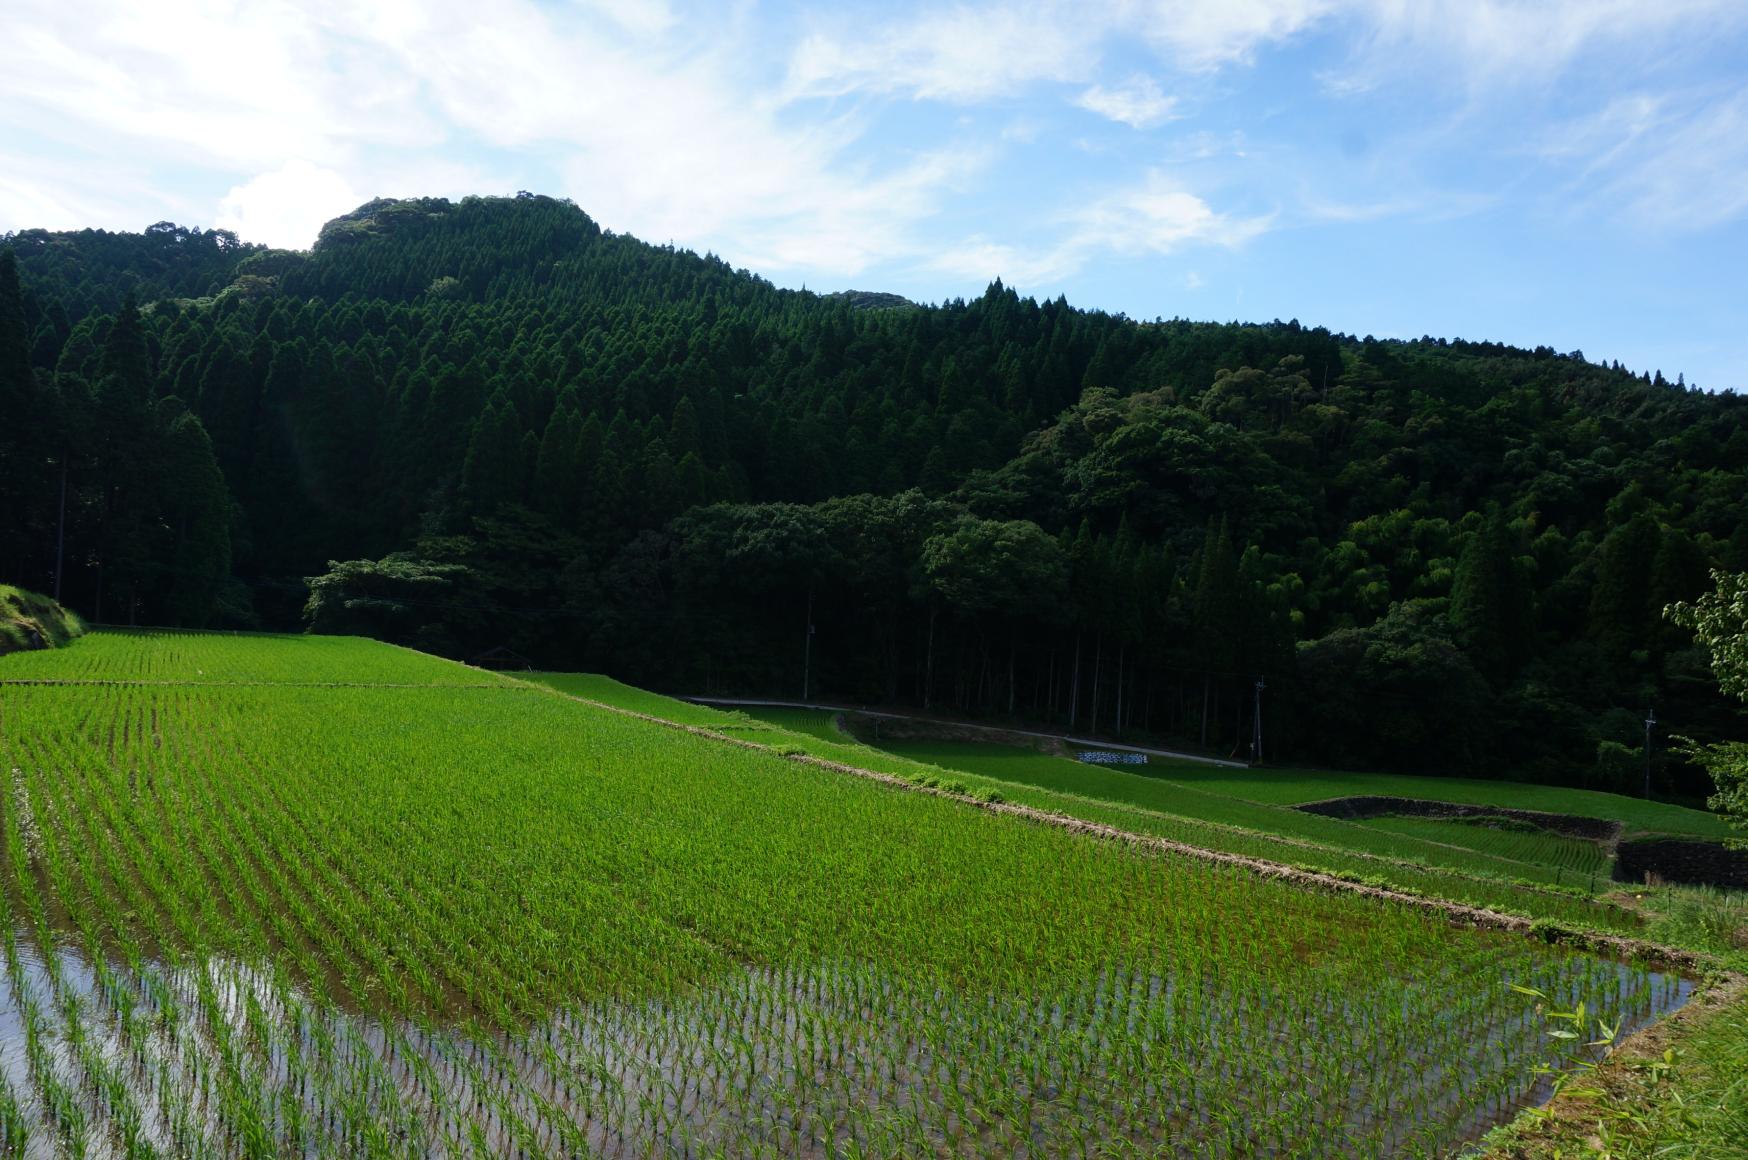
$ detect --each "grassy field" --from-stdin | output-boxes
[0,636,1697,1157]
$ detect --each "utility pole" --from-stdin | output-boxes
[802,590,815,702]
[1643,708,1656,800]
[1251,676,1266,766]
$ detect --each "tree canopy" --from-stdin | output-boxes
[1668,571,1748,837]
[3,192,1744,789]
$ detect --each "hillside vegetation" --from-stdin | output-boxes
[0,584,83,654]
[3,194,1746,790]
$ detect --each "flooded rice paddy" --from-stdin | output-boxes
[0,928,1690,1159]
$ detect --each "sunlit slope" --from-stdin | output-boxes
[0,627,508,686]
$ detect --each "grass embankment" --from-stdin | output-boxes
[0,637,1685,1156]
[1480,972,1748,1159]
[0,584,83,655]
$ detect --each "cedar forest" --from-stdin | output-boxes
[1,193,1744,793]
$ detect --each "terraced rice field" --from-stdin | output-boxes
[1357,817,1611,881]
[873,740,1624,894]
[543,684,1657,930]
[0,636,1695,1157]
[1138,764,1733,840]
[720,707,848,744]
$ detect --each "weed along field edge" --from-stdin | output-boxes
[0,632,1735,1158]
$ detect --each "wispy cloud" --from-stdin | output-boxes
[932,171,1271,288]
[1323,0,1748,97]
[1543,87,1748,231]
[1074,76,1180,129]
[1126,0,1338,70]
[0,150,188,235]
[785,5,1098,102]
[0,0,988,268]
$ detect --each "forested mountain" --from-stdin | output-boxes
[3,193,1744,790]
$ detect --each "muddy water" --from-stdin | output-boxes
[0,928,1693,1159]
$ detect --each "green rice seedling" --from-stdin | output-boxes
[0,632,1708,1157]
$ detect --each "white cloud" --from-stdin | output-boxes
[1331,0,1748,94]
[787,0,1748,110]
[930,237,1083,286]
[786,6,1097,102]
[1074,76,1180,128]
[5,0,1746,285]
[216,161,360,250]
[1544,88,1748,230]
[0,150,189,235]
[339,1,995,276]
[577,0,675,38]
[1125,0,1337,70]
[1072,172,1273,253]
[931,171,1270,288]
[0,0,989,277]
[0,1,438,172]
[783,1,1335,103]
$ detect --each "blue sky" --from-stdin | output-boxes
[3,0,1746,390]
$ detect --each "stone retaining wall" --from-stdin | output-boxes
[1614,838,1748,890]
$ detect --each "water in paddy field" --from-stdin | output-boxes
[0,927,1692,1159]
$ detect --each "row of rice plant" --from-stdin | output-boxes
[0,632,1693,1156]
[1358,816,1612,881]
[0,629,503,687]
[533,675,1639,926]
[871,739,1612,893]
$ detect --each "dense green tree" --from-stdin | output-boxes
[459,394,526,514]
[303,554,470,642]
[0,250,41,583]
[1193,519,1241,745]
[1448,511,1531,682]
[1297,602,1491,774]
[1588,514,1660,662]
[1666,571,1748,839]
[5,194,1744,788]
[155,407,233,625]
